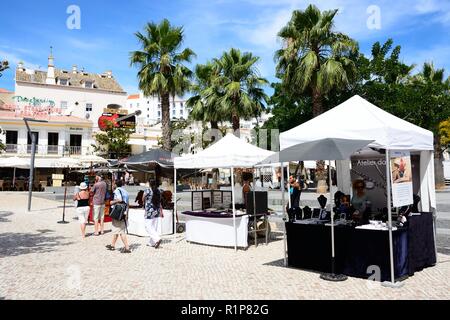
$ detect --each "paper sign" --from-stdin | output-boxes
[222,191,232,207]
[213,191,222,206]
[192,191,202,211]
[390,151,413,207]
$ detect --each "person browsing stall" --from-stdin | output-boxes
[106,180,131,253]
[289,175,301,209]
[351,179,370,223]
[73,182,90,239]
[143,179,163,249]
[91,175,107,236]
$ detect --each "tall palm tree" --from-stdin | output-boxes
[186,62,224,130]
[213,48,268,136]
[130,19,196,151]
[276,4,358,117]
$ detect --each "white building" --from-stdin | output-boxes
[15,51,127,131]
[126,93,189,125]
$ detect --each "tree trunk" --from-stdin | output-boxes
[232,113,240,137]
[312,87,323,117]
[161,92,172,151]
[434,134,445,187]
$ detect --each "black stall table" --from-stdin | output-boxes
[407,212,436,275]
[285,221,409,281]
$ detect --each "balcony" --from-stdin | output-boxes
[68,146,82,155]
[47,145,59,155]
[1,144,91,156]
[5,144,18,153]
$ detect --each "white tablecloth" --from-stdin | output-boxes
[181,213,249,248]
[127,208,174,237]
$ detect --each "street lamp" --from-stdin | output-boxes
[24,117,48,212]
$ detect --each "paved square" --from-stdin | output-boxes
[0,193,449,299]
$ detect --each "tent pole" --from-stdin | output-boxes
[329,160,335,270]
[281,162,287,267]
[320,160,347,281]
[382,149,403,288]
[253,167,257,247]
[13,167,16,190]
[386,149,395,284]
[231,166,237,251]
[174,168,177,235]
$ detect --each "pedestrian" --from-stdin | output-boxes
[73,182,90,239]
[125,171,130,185]
[143,179,162,249]
[106,180,131,253]
[128,173,134,186]
[91,175,107,236]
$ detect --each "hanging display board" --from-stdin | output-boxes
[390,150,413,207]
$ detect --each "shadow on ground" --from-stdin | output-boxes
[0,231,73,258]
[0,211,13,223]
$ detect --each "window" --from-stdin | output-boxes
[137,103,140,107]
[180,102,184,108]
[48,132,59,154]
[61,101,68,109]
[130,103,133,108]
[59,78,68,86]
[86,103,93,112]
[158,104,161,109]
[147,101,150,104]
[147,108,149,112]
[85,81,93,88]
[172,109,176,116]
[69,134,82,155]
[157,111,161,117]
[147,115,149,118]
[5,131,18,152]
[180,109,183,115]
[27,132,39,153]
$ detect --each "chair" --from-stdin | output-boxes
[16,180,25,191]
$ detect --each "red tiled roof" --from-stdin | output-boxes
[0,88,12,93]
[127,94,140,100]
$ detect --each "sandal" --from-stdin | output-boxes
[121,248,131,253]
[154,240,162,249]
[105,245,115,251]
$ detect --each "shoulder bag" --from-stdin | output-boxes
[109,188,127,221]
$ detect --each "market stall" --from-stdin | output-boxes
[119,148,177,235]
[174,133,275,250]
[275,95,437,285]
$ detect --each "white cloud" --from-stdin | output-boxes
[66,37,107,50]
[0,49,41,71]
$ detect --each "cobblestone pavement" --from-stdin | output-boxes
[0,193,449,300]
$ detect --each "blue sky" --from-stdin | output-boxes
[1,0,449,96]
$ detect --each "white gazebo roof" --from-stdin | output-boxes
[174,133,275,169]
[280,95,434,151]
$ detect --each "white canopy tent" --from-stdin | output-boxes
[174,133,275,250]
[279,95,436,286]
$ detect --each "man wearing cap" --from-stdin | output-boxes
[91,175,107,235]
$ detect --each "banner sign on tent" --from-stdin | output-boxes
[390,151,413,207]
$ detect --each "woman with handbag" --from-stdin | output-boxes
[73,182,90,239]
[106,180,131,253]
[143,179,162,249]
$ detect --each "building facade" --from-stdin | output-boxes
[14,52,127,132]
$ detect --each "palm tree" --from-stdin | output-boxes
[186,62,224,130]
[213,48,268,136]
[410,62,446,85]
[130,19,196,151]
[276,4,358,117]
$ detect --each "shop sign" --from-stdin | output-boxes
[12,96,56,107]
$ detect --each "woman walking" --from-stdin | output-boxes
[73,182,90,239]
[143,179,162,249]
